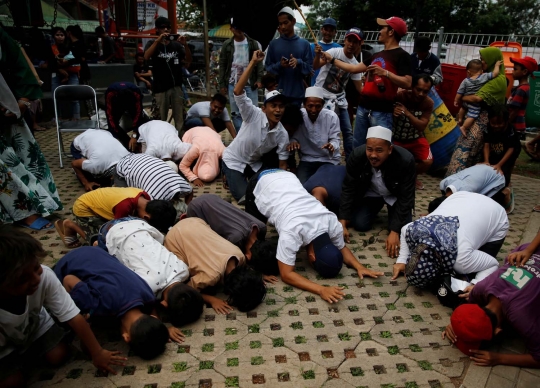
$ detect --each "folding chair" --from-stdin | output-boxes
[54,85,100,168]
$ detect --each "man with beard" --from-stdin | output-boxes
[392,74,434,190]
[339,126,416,259]
[313,27,364,159]
[287,86,341,183]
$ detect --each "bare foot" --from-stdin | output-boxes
[63,219,86,241]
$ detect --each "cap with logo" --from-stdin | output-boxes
[376,16,408,37]
[345,27,364,41]
[264,90,287,104]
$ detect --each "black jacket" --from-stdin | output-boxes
[339,145,416,233]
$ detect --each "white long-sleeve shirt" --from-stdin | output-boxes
[292,108,341,164]
[397,191,508,284]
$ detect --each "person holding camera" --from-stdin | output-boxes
[144,17,191,132]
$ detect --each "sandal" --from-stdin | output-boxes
[504,188,515,215]
[16,217,54,230]
[533,205,540,212]
[55,220,81,249]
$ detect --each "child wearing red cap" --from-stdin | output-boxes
[443,233,540,368]
[508,56,538,134]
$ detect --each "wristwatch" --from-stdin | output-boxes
[132,133,137,139]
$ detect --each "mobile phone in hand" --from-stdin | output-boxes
[167,34,180,41]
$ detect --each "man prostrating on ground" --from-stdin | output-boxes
[245,169,383,303]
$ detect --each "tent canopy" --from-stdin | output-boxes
[209,24,232,38]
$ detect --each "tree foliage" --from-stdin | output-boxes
[302,0,539,35]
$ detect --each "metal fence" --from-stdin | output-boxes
[297,29,540,67]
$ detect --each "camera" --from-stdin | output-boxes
[166,34,180,41]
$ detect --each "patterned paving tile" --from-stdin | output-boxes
[24,125,540,388]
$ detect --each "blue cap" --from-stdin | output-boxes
[312,233,343,278]
[345,27,364,41]
[322,18,337,29]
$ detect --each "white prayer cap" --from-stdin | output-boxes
[278,6,295,18]
[366,126,392,142]
[305,86,324,100]
[164,160,179,173]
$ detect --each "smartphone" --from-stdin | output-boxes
[167,34,180,41]
[281,56,288,61]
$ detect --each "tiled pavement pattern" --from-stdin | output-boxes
[22,126,540,388]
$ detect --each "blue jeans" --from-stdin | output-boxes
[222,161,250,201]
[353,106,393,148]
[52,73,80,119]
[228,84,259,131]
[297,161,331,184]
[337,107,354,159]
[184,117,226,133]
[351,196,412,232]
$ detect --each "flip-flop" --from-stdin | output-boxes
[505,189,515,215]
[16,217,54,230]
[415,180,425,190]
[55,220,81,249]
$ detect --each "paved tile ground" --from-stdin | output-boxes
[22,126,540,388]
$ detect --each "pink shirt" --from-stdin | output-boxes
[180,126,225,182]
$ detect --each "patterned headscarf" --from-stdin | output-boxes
[405,215,460,288]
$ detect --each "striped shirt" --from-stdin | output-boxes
[115,153,192,200]
[507,84,529,132]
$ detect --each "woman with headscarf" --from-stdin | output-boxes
[0,27,63,229]
[446,47,507,175]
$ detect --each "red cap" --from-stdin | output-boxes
[377,17,407,37]
[450,304,493,356]
[510,56,538,75]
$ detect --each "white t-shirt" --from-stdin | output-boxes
[397,191,509,284]
[106,219,190,299]
[137,121,192,161]
[0,266,80,359]
[229,39,250,85]
[315,47,362,108]
[254,170,345,266]
[186,101,231,122]
[73,129,130,175]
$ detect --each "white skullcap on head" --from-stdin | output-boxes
[305,86,324,100]
[278,6,295,18]
[164,160,179,173]
[366,126,392,142]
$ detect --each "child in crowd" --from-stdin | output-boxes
[185,194,279,279]
[133,52,153,94]
[0,228,125,386]
[180,126,226,186]
[99,217,204,327]
[129,120,192,163]
[482,104,521,214]
[261,72,278,93]
[54,247,183,360]
[508,56,538,135]
[164,217,267,314]
[455,59,502,136]
[56,187,176,248]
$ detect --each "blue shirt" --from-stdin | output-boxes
[53,247,156,318]
[265,34,313,100]
[310,41,342,86]
[303,164,347,214]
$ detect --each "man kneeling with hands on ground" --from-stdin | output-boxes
[245,169,383,303]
